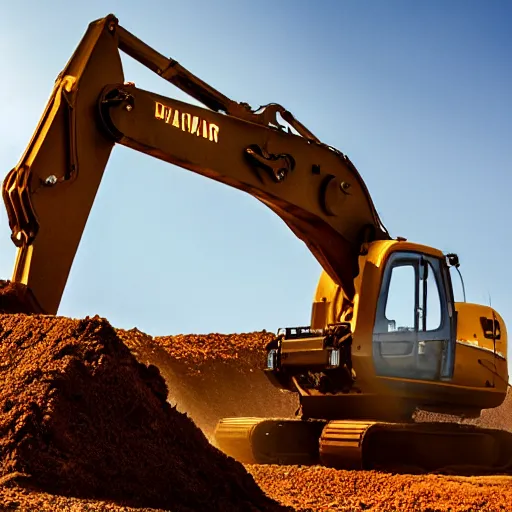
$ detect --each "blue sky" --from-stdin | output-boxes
[0,0,510,338]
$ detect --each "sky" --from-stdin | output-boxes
[0,0,510,340]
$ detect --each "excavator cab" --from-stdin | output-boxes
[263,239,507,421]
[372,249,456,382]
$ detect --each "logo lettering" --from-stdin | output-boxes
[154,101,219,143]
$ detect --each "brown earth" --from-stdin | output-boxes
[1,467,512,511]
[0,313,286,512]
[0,283,511,511]
[248,466,512,511]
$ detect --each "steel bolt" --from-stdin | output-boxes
[125,104,133,112]
[45,175,57,186]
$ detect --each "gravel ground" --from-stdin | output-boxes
[1,468,511,511]
[247,465,512,512]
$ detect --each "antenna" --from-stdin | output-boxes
[446,253,466,302]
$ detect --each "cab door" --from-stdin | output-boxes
[372,251,455,381]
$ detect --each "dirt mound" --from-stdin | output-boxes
[119,329,298,437]
[123,328,275,370]
[0,313,286,511]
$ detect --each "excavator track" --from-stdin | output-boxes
[214,417,326,465]
[214,418,512,473]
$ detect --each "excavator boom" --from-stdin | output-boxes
[3,14,389,315]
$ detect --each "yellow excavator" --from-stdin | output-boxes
[3,14,510,472]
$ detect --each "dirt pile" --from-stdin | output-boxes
[0,313,286,512]
[119,329,298,437]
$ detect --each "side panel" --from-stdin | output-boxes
[452,303,508,390]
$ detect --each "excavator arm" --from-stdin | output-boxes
[3,14,389,315]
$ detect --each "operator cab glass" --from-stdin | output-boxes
[372,251,455,381]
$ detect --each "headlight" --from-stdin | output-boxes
[328,348,340,368]
[267,348,278,370]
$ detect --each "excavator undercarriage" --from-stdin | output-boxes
[215,417,512,474]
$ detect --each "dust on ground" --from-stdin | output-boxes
[118,328,298,437]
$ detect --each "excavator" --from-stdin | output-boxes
[3,14,510,473]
